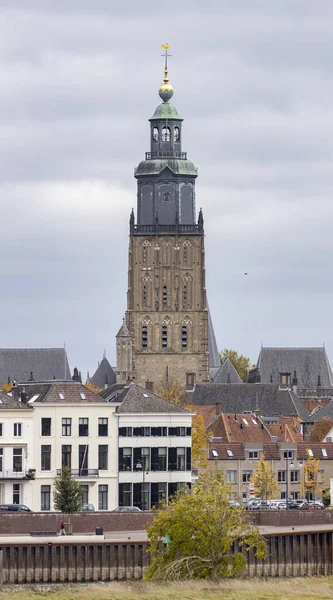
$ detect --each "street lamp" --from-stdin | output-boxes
[285,452,294,510]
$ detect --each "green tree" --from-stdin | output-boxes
[53,467,83,520]
[145,469,266,581]
[250,454,278,502]
[218,349,254,380]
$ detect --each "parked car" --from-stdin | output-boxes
[277,500,299,510]
[245,499,262,510]
[112,506,142,512]
[228,500,241,509]
[0,504,32,512]
[79,504,95,512]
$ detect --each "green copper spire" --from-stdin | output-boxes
[158,43,174,103]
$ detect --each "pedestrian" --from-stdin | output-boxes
[59,521,66,535]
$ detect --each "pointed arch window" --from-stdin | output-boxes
[174,127,180,142]
[153,127,159,141]
[142,325,148,349]
[142,240,151,264]
[162,325,168,349]
[183,284,187,307]
[162,285,167,308]
[162,126,171,142]
[181,326,187,349]
[143,285,147,306]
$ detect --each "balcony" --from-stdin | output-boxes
[56,469,99,478]
[145,151,187,160]
[0,470,34,480]
[131,223,202,235]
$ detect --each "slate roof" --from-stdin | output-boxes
[99,384,129,403]
[90,358,116,389]
[303,400,333,423]
[116,383,190,414]
[14,382,106,405]
[207,300,220,369]
[212,358,243,384]
[189,384,309,420]
[0,348,71,386]
[0,391,32,410]
[256,347,333,389]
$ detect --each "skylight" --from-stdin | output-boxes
[212,449,218,458]
[242,418,249,426]
[251,418,258,426]
[58,393,65,400]
[28,394,40,404]
[227,448,233,457]
[143,393,148,398]
[80,392,86,400]
[307,449,313,457]
[322,448,328,458]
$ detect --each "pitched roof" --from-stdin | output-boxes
[0,348,71,386]
[0,391,32,410]
[207,300,220,369]
[15,382,106,405]
[296,442,333,460]
[303,400,333,423]
[116,383,190,414]
[266,417,303,442]
[90,358,116,389]
[212,358,243,384]
[209,413,272,442]
[208,441,281,461]
[116,321,131,338]
[99,383,128,402]
[256,347,333,389]
[194,405,217,429]
[189,383,309,420]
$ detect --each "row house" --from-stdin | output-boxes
[0,381,192,512]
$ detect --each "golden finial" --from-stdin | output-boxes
[159,43,174,103]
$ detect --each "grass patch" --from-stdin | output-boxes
[0,578,333,600]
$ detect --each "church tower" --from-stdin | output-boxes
[117,45,213,389]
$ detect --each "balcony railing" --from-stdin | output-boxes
[56,469,99,478]
[145,151,187,160]
[0,470,32,480]
[131,223,202,235]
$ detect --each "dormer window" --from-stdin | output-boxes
[162,126,171,142]
[174,127,180,142]
[153,127,159,141]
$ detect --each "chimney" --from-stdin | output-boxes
[317,374,322,388]
[292,370,298,395]
[20,389,27,404]
[29,371,34,382]
[216,402,223,416]
[280,372,291,389]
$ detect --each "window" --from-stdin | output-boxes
[119,483,131,507]
[79,445,88,475]
[162,286,167,308]
[278,470,286,483]
[163,192,170,202]
[183,245,188,263]
[98,484,108,510]
[41,445,51,471]
[62,445,71,469]
[226,470,237,484]
[119,427,133,437]
[183,285,187,307]
[151,427,167,436]
[80,392,86,400]
[81,485,89,505]
[41,485,51,510]
[181,326,187,349]
[119,447,132,471]
[322,448,328,458]
[283,450,293,459]
[168,427,186,436]
[319,469,325,483]
[98,445,108,470]
[157,447,167,471]
[58,393,65,400]
[290,470,300,483]
[162,126,170,142]
[242,470,252,483]
[162,325,168,349]
[143,285,147,305]
[212,449,218,458]
[242,418,249,427]
[186,373,195,388]
[153,127,159,141]
[13,484,20,504]
[176,448,185,471]
[62,418,71,437]
[158,482,167,503]
[227,448,233,457]
[41,418,51,437]
[13,423,22,437]
[98,418,108,437]
[142,325,148,349]
[0,448,3,471]
[142,447,150,471]
[307,449,313,457]
[248,451,259,459]
[0,424,3,437]
[174,126,180,142]
[13,448,22,472]
[79,418,89,437]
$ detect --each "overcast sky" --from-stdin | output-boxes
[1,0,333,378]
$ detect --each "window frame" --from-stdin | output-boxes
[41,418,51,437]
[41,445,51,471]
